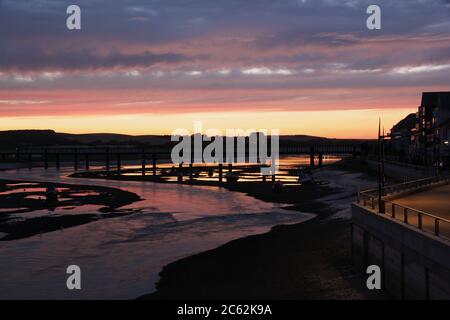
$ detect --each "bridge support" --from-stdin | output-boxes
[189,163,193,180]
[318,153,323,168]
[152,154,156,176]
[178,163,183,182]
[218,163,223,183]
[309,146,315,169]
[141,150,146,176]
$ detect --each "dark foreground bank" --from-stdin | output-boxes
[143,217,386,300]
[136,159,389,299]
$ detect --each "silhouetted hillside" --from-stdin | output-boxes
[0,130,69,148]
[0,130,373,149]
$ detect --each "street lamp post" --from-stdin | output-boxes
[378,120,389,214]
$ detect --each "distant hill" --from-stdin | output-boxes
[63,133,170,145]
[0,130,372,149]
[0,130,171,148]
[0,130,69,147]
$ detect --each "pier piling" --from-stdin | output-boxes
[189,163,193,180]
[218,163,223,183]
[152,154,156,176]
[309,146,315,169]
[141,149,146,176]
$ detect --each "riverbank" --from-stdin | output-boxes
[137,159,389,299]
[0,179,141,240]
[0,158,390,299]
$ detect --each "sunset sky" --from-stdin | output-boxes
[1,0,450,138]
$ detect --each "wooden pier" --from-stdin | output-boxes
[0,142,365,180]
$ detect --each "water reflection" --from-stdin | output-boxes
[0,161,315,299]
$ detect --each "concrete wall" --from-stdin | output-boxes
[352,203,450,299]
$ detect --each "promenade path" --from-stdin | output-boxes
[390,184,450,239]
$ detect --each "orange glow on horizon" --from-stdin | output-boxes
[0,108,415,139]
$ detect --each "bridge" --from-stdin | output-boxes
[0,141,366,172]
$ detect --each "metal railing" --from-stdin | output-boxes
[357,176,450,241]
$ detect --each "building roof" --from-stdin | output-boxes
[421,92,450,110]
[391,113,416,133]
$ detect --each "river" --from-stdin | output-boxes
[0,166,314,299]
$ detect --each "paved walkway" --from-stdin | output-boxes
[393,184,450,219]
[390,184,450,240]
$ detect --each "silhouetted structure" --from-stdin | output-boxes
[389,92,450,169]
[390,113,416,161]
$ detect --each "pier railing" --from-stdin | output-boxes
[357,176,450,241]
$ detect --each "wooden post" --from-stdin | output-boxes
[189,163,193,180]
[272,174,275,182]
[228,163,232,172]
[85,154,89,170]
[218,163,223,183]
[117,154,121,172]
[310,145,315,169]
[141,149,146,176]
[318,153,323,168]
[152,154,156,176]
[178,163,183,182]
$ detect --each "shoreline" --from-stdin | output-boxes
[0,159,390,299]
[134,159,388,299]
[69,158,389,299]
[0,179,141,241]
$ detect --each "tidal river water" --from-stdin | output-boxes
[0,166,314,299]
